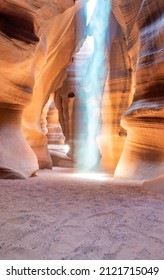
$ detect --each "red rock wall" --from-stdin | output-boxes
[0,0,85,178]
[113,0,164,179]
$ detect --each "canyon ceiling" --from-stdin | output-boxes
[0,0,163,180]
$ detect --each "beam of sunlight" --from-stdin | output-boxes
[86,0,97,24]
[64,144,70,153]
[75,0,111,171]
[72,172,110,181]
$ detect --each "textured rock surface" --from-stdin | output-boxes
[86,0,164,178]
[46,95,65,145]
[0,105,38,179]
[112,0,164,179]
[22,0,86,169]
[98,12,132,172]
[0,0,40,178]
[0,0,86,177]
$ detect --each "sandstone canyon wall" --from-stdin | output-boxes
[22,0,87,169]
[0,0,86,178]
[112,0,164,179]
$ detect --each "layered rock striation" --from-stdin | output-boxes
[0,0,86,177]
[112,0,164,179]
[22,0,87,169]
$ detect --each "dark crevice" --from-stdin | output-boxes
[0,10,39,44]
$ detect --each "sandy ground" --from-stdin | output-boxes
[0,168,164,260]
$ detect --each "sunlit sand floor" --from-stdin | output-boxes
[0,168,164,260]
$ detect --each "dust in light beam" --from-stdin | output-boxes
[75,0,111,171]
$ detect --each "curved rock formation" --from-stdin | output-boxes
[98,12,132,172]
[22,0,87,169]
[113,0,164,179]
[0,0,86,177]
[0,0,40,178]
[46,95,65,145]
[0,105,38,179]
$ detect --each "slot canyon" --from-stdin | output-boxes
[0,0,164,260]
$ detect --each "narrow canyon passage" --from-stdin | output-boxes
[0,168,163,260]
[0,0,164,262]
